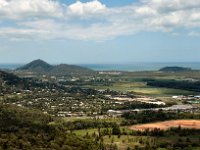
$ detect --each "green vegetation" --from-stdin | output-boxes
[146,79,200,92]
[0,70,24,86]
[73,124,200,150]
[64,118,117,130]
[0,104,99,150]
[1,63,200,149]
[121,110,200,125]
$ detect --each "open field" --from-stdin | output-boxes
[85,78,198,96]
[129,120,200,131]
[127,87,197,96]
[74,127,200,150]
[63,117,124,123]
[82,71,200,98]
[89,83,197,96]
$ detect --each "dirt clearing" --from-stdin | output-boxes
[129,120,200,131]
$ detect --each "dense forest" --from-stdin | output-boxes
[146,79,200,92]
[121,110,200,125]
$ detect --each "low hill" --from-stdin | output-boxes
[17,59,94,75]
[0,70,42,90]
[0,70,24,86]
[50,64,93,75]
[159,66,192,72]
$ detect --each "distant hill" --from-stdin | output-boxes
[17,59,94,75]
[17,59,53,72]
[159,66,192,72]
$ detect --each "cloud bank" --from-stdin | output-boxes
[0,0,200,40]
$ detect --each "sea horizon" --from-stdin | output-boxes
[1,62,200,72]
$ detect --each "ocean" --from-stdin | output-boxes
[81,62,200,71]
[1,62,200,72]
[0,64,23,70]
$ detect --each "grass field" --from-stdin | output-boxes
[127,87,197,96]
[74,128,100,136]
[89,82,197,96]
[63,117,124,123]
[74,128,200,150]
[62,116,91,122]
[74,129,152,150]
[84,71,200,97]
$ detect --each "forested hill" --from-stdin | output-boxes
[159,66,192,72]
[17,59,94,75]
[0,70,47,89]
[0,104,99,150]
[50,64,94,75]
[0,70,24,86]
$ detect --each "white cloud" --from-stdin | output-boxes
[0,0,200,41]
[147,0,200,11]
[135,6,157,16]
[0,0,63,19]
[68,0,106,17]
[0,27,50,40]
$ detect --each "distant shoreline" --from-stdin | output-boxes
[1,62,200,72]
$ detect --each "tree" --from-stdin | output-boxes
[112,124,121,135]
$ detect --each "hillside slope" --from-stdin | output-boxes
[17,59,53,72]
[50,64,93,75]
[0,70,24,86]
[17,59,94,75]
[0,104,99,150]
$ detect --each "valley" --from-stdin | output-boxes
[0,60,200,150]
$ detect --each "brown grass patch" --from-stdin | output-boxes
[129,120,200,131]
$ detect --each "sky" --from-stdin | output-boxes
[0,0,200,64]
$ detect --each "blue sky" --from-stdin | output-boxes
[0,0,200,64]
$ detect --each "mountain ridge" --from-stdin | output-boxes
[16,59,94,75]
